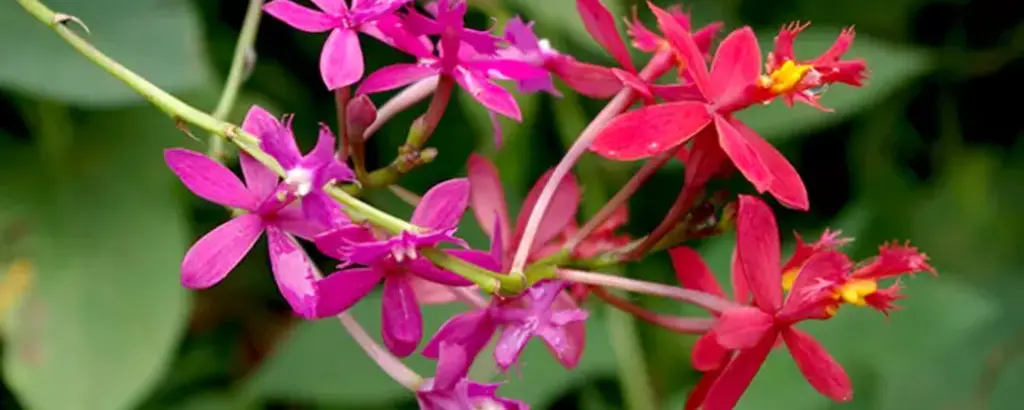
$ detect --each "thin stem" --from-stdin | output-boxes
[607,305,659,410]
[335,87,351,161]
[556,268,737,314]
[592,287,714,334]
[336,312,424,390]
[626,185,703,259]
[408,75,455,148]
[364,77,439,140]
[16,0,519,295]
[388,185,422,206]
[510,51,675,275]
[449,287,489,310]
[208,0,264,161]
[565,147,681,250]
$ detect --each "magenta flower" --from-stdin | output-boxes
[263,0,424,89]
[357,0,548,122]
[244,106,355,228]
[421,310,498,387]
[491,280,589,370]
[417,344,527,410]
[496,17,561,97]
[313,178,476,356]
[164,147,328,319]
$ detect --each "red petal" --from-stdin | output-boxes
[669,246,725,297]
[713,306,774,349]
[729,118,809,210]
[649,3,711,96]
[729,248,752,304]
[577,0,636,72]
[854,241,936,280]
[813,26,856,64]
[778,250,851,322]
[702,331,776,410]
[513,168,581,258]
[692,331,730,371]
[781,328,853,402]
[736,195,783,311]
[467,154,513,249]
[768,21,810,70]
[716,116,772,193]
[686,366,725,410]
[590,101,713,161]
[709,27,762,104]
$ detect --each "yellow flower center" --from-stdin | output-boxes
[758,60,814,94]
[834,279,878,306]
[781,268,800,291]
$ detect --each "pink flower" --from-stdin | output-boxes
[699,195,853,409]
[496,17,562,97]
[163,147,329,319]
[313,179,477,356]
[357,0,548,122]
[263,0,423,89]
[417,344,527,410]
[244,106,355,228]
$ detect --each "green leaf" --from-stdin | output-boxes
[736,29,932,142]
[0,0,211,106]
[1,107,191,410]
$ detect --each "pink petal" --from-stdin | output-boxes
[314,267,384,316]
[357,63,439,95]
[453,68,522,121]
[164,148,257,210]
[409,276,459,305]
[611,68,653,99]
[716,115,771,193]
[239,153,278,201]
[547,56,622,99]
[735,195,783,312]
[649,4,711,96]
[274,203,332,240]
[266,226,322,318]
[259,115,302,170]
[181,214,264,288]
[241,105,283,139]
[464,59,550,81]
[686,367,725,410]
[408,258,474,287]
[692,331,730,371]
[729,248,751,304]
[263,0,337,32]
[669,246,725,297]
[311,0,347,15]
[301,192,348,231]
[730,119,809,210]
[467,154,512,249]
[513,168,581,256]
[702,332,776,410]
[713,306,775,349]
[590,101,713,161]
[708,27,762,103]
[412,178,470,230]
[321,28,364,90]
[422,309,493,359]
[576,0,636,72]
[781,328,853,402]
[488,110,503,148]
[549,291,587,368]
[382,275,423,357]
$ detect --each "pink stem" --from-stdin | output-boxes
[334,87,351,161]
[557,268,738,314]
[510,51,676,274]
[564,145,682,250]
[336,312,424,390]
[591,286,714,334]
[364,76,440,140]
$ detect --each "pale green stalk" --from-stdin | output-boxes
[208,0,265,160]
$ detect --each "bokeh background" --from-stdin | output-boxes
[1,0,1023,409]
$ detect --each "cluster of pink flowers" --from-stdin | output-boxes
[161,0,935,408]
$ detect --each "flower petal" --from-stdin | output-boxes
[590,101,713,161]
[274,204,333,240]
[259,115,302,170]
[686,367,725,410]
[467,154,512,250]
[708,27,762,104]
[412,178,470,230]
[781,328,853,402]
[320,28,364,90]
[311,0,347,15]
[453,68,522,121]
[409,276,458,305]
[713,306,775,349]
[314,267,383,316]
[669,246,725,297]
[736,195,783,311]
[549,291,587,368]
[181,214,264,288]
[692,331,730,371]
[494,323,532,371]
[301,192,349,230]
[164,148,257,209]
[357,63,439,95]
[263,0,337,32]
[730,118,809,210]
[716,116,771,193]
[422,309,495,359]
[576,0,636,72]
[702,332,776,410]
[266,226,324,318]
[547,56,622,99]
[513,168,580,256]
[408,258,474,287]
[239,153,278,201]
[729,248,751,304]
[314,224,376,260]
[649,3,711,96]
[464,59,550,81]
[382,275,424,357]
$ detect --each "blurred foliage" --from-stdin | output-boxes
[0,0,1022,409]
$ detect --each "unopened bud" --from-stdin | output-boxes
[419,147,438,164]
[346,95,377,139]
[717,201,738,233]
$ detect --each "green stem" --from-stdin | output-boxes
[607,307,659,410]
[208,0,265,161]
[15,0,521,294]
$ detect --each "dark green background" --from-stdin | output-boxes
[0,0,1021,409]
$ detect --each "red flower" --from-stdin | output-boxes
[699,195,853,409]
[765,23,869,110]
[625,5,723,61]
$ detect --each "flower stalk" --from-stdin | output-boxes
[556,268,738,314]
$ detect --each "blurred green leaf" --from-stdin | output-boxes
[736,29,932,142]
[1,107,191,410]
[0,0,210,106]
